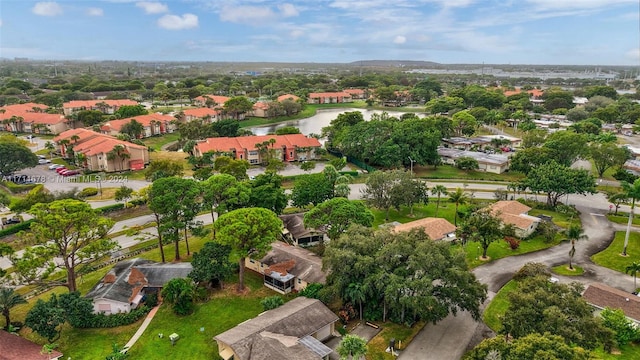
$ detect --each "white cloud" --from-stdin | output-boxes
[87,7,104,16]
[219,5,276,24]
[393,35,407,44]
[290,29,304,38]
[278,4,299,17]
[136,2,169,14]
[158,13,198,30]
[32,2,63,17]
[526,0,635,11]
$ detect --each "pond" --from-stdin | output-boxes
[249,108,427,136]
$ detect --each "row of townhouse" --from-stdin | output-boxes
[54,128,149,172]
[193,134,322,164]
[62,99,138,116]
[100,113,177,138]
[0,102,70,135]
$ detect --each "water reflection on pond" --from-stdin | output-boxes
[249,108,426,136]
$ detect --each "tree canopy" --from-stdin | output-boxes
[303,198,374,240]
[0,142,38,176]
[521,161,596,207]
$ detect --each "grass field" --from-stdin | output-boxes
[482,279,517,332]
[367,321,425,360]
[592,231,640,274]
[607,213,640,226]
[552,265,585,276]
[142,133,181,151]
[414,165,524,182]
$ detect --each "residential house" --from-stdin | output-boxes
[583,283,640,325]
[252,101,271,118]
[624,159,640,175]
[480,135,522,148]
[391,217,457,241]
[54,128,149,172]
[62,99,138,116]
[343,88,366,99]
[194,94,231,107]
[246,241,326,294]
[485,200,540,238]
[0,330,63,360]
[277,94,300,103]
[214,297,338,360]
[307,92,352,104]
[0,102,69,135]
[193,134,322,164]
[503,88,545,105]
[438,147,510,174]
[85,258,193,314]
[100,113,176,138]
[181,107,220,123]
[279,213,326,247]
[442,137,492,151]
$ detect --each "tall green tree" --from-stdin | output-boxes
[148,177,201,261]
[201,174,250,234]
[361,170,401,221]
[247,173,287,214]
[223,96,253,120]
[114,186,133,207]
[564,224,588,270]
[0,287,26,330]
[25,296,65,342]
[144,159,184,181]
[188,242,233,289]
[11,199,115,292]
[589,142,630,178]
[458,210,504,259]
[214,208,282,291]
[620,179,640,256]
[304,198,374,240]
[120,119,144,139]
[214,156,249,181]
[542,131,587,167]
[0,142,38,176]
[448,188,470,226]
[431,185,448,217]
[522,161,596,207]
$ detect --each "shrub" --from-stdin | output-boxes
[145,293,158,308]
[513,262,550,280]
[78,187,98,198]
[601,307,640,347]
[0,219,34,238]
[504,236,520,250]
[96,203,125,214]
[299,283,324,299]
[261,295,284,311]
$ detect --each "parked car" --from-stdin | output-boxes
[49,164,64,170]
[26,135,36,139]
[38,159,52,165]
[37,155,46,159]
[56,167,68,174]
[61,169,80,176]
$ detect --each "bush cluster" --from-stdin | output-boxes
[77,187,99,198]
[96,203,125,213]
[0,219,34,238]
[504,236,521,250]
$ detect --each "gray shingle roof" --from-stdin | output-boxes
[260,242,326,284]
[215,297,339,360]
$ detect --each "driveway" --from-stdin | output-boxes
[399,201,635,359]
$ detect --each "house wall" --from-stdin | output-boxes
[92,298,130,314]
[478,162,508,174]
[313,323,333,342]
[514,222,539,238]
[215,341,237,360]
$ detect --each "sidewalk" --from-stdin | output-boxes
[123,305,160,352]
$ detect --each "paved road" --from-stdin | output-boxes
[399,200,636,360]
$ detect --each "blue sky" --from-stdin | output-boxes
[0,0,638,65]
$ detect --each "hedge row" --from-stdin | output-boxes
[76,305,151,328]
[0,219,34,238]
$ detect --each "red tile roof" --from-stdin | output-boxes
[503,88,544,98]
[308,92,351,98]
[55,129,145,156]
[392,217,456,241]
[182,108,218,117]
[102,113,174,131]
[195,95,231,105]
[486,201,538,230]
[196,134,321,154]
[277,94,300,102]
[54,128,102,143]
[343,89,365,95]
[0,330,63,360]
[63,99,138,108]
[0,102,49,117]
[253,101,270,110]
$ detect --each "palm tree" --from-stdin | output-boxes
[564,224,588,270]
[0,287,27,330]
[626,261,640,291]
[337,334,368,360]
[45,141,56,159]
[109,144,129,171]
[345,282,367,321]
[448,188,470,226]
[621,179,640,256]
[431,185,448,217]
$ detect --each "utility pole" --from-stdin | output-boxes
[408,156,415,177]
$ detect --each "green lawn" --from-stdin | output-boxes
[142,133,181,151]
[607,213,640,226]
[552,265,584,276]
[127,271,277,359]
[529,209,580,229]
[592,231,640,274]
[367,321,425,360]
[369,201,473,228]
[462,233,563,269]
[593,343,640,359]
[483,280,517,332]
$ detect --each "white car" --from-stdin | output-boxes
[49,163,64,170]
[38,159,52,165]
